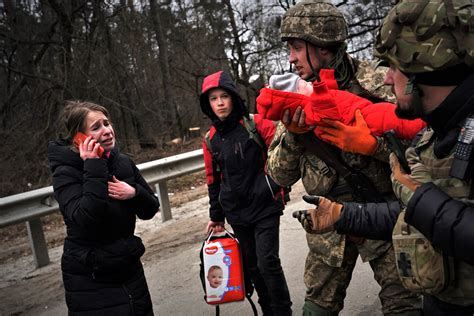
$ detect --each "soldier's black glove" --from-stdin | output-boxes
[292,195,343,234]
[292,209,316,233]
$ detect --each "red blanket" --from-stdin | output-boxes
[256,69,425,139]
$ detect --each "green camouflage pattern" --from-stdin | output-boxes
[266,60,421,312]
[356,60,396,104]
[280,0,347,47]
[303,238,421,313]
[393,210,453,295]
[374,0,474,73]
[392,127,474,306]
[391,147,433,206]
[268,122,394,267]
[415,128,473,202]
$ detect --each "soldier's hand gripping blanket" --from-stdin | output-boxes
[293,195,343,234]
[282,106,314,134]
[318,109,378,155]
[390,147,433,206]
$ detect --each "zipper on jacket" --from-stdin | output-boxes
[265,174,276,198]
[234,142,244,159]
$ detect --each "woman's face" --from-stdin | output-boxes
[84,110,115,153]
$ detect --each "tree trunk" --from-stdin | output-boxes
[149,0,184,139]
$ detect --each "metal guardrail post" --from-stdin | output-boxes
[155,181,172,222]
[26,219,50,268]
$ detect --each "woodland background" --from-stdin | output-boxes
[0,0,393,197]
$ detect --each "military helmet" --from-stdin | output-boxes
[374,0,474,74]
[280,0,348,48]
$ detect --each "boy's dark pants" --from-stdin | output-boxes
[232,215,292,316]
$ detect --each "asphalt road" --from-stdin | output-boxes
[25,181,384,316]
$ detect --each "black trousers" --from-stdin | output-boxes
[232,215,292,316]
[424,295,474,316]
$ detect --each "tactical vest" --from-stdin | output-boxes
[392,128,474,306]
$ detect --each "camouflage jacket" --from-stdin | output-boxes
[267,58,396,267]
[401,127,474,306]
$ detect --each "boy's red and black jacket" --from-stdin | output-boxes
[200,71,284,225]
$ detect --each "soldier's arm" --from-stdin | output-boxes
[406,182,474,265]
[266,122,305,187]
[335,200,402,240]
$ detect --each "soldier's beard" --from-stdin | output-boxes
[395,103,420,120]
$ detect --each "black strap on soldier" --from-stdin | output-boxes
[297,133,384,203]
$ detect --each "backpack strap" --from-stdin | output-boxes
[244,114,266,150]
[245,114,292,201]
[206,116,266,172]
[205,129,220,172]
[205,130,213,153]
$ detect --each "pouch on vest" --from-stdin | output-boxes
[392,210,455,295]
[199,229,257,315]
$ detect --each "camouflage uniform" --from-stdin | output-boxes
[392,128,474,307]
[267,59,421,315]
[372,0,474,314]
[271,1,421,313]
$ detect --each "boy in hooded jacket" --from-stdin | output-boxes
[201,70,292,315]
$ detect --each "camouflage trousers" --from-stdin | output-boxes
[304,239,421,314]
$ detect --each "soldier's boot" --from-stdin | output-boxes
[302,300,339,316]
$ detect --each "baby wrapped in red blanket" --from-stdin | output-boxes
[256,70,425,140]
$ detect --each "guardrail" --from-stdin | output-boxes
[0,149,205,268]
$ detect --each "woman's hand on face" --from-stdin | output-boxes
[108,175,136,200]
[79,135,102,160]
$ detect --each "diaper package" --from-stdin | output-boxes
[201,230,245,305]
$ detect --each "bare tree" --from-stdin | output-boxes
[149,0,184,138]
[0,0,392,196]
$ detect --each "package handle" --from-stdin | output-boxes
[205,227,236,243]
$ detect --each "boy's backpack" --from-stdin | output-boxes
[204,114,291,202]
[199,229,257,316]
[204,114,265,161]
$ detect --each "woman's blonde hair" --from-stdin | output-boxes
[59,101,110,139]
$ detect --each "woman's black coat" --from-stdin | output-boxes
[48,139,159,315]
